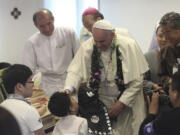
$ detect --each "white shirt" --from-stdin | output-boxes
[22,27,80,96]
[52,115,88,135]
[1,99,43,135]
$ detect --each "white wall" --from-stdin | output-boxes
[99,0,180,52]
[0,0,98,64]
[0,0,43,64]
[1,0,180,64]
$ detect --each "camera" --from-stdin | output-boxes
[145,89,170,106]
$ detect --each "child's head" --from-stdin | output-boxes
[48,92,78,117]
[2,64,33,98]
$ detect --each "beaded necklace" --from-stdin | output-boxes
[89,36,125,96]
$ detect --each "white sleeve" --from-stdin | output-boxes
[26,106,43,132]
[21,40,37,73]
[65,45,85,90]
[69,28,80,57]
[79,119,88,135]
[119,75,143,107]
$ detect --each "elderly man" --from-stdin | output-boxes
[64,20,149,135]
[80,7,133,43]
[22,9,80,96]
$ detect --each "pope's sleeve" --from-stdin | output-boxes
[21,40,37,73]
[119,75,143,107]
[65,45,85,91]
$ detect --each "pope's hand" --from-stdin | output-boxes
[59,89,72,94]
[109,101,124,118]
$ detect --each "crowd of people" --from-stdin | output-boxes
[0,7,180,135]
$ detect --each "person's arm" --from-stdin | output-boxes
[69,28,81,56]
[119,75,143,107]
[21,40,37,73]
[138,115,156,135]
[139,92,159,135]
[34,128,46,135]
[26,107,46,135]
[64,41,91,91]
[109,75,143,117]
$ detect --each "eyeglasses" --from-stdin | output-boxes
[25,81,34,84]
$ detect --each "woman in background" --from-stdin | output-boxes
[144,24,172,92]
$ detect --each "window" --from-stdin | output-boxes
[44,0,98,36]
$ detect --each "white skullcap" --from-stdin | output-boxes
[93,20,114,31]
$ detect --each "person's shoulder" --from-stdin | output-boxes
[81,37,94,51]
[116,34,136,47]
[145,49,158,57]
[115,27,132,38]
[75,115,87,122]
[28,31,41,41]
[56,26,75,33]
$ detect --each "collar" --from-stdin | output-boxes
[7,94,31,105]
[40,27,56,38]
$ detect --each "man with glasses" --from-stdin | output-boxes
[0,64,46,135]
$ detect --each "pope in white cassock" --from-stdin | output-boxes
[64,20,149,135]
[21,9,80,96]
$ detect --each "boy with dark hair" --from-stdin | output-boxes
[48,92,88,135]
[139,71,180,135]
[0,64,46,135]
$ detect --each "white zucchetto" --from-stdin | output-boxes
[93,20,115,31]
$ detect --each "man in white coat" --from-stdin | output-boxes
[22,9,80,96]
[64,20,149,135]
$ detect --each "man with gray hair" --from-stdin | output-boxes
[158,12,180,77]
[64,20,149,135]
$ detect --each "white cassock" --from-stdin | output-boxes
[65,35,149,135]
[21,27,80,97]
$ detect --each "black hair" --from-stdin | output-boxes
[0,62,11,70]
[92,12,104,20]
[48,92,71,117]
[171,71,180,92]
[160,12,180,30]
[0,106,22,135]
[2,64,32,94]
[33,8,54,25]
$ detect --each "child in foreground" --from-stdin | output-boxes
[48,92,88,135]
